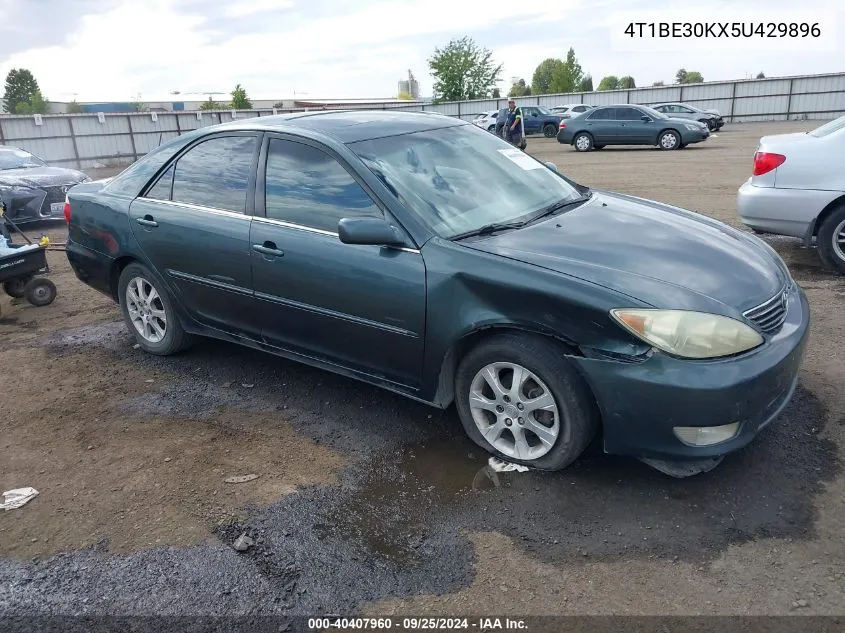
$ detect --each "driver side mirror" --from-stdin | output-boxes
[544,162,558,172]
[641,115,652,122]
[338,217,406,247]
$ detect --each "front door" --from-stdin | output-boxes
[128,132,261,337]
[249,135,427,389]
[616,107,651,143]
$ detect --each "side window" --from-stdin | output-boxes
[679,106,694,113]
[588,108,611,120]
[144,164,174,201]
[617,107,642,121]
[264,138,382,233]
[573,106,587,112]
[170,135,257,213]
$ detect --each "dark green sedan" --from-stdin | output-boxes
[557,104,710,151]
[65,111,807,476]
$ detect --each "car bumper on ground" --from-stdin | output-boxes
[573,284,810,461]
[737,179,839,238]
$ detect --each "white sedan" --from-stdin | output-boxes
[472,110,499,132]
[549,104,594,118]
[737,115,845,272]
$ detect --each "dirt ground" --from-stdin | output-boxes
[2,122,844,620]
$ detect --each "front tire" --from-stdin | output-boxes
[118,263,192,355]
[24,278,56,306]
[700,119,715,131]
[817,205,845,274]
[454,332,599,471]
[658,130,681,150]
[487,125,495,132]
[543,124,557,138]
[573,132,594,152]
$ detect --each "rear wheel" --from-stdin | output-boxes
[454,332,599,471]
[118,263,193,355]
[817,205,845,274]
[24,278,56,307]
[543,123,557,138]
[573,133,593,152]
[658,130,681,150]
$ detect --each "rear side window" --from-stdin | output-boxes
[588,108,615,120]
[264,138,382,233]
[169,136,257,212]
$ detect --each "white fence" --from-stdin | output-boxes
[2,72,844,169]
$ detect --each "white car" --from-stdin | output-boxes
[549,104,594,118]
[737,115,845,272]
[472,110,499,132]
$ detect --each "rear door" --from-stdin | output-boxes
[128,132,261,337]
[585,107,619,143]
[249,135,427,388]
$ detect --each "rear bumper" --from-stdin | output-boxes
[66,238,115,298]
[573,284,810,461]
[737,179,838,238]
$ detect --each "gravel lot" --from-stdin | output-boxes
[2,122,844,623]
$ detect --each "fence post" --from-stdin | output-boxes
[67,116,81,170]
[729,81,737,122]
[786,78,795,121]
[458,101,461,118]
[626,90,631,103]
[0,117,5,144]
[127,114,138,161]
[174,112,181,135]
[679,85,684,103]
[536,96,540,105]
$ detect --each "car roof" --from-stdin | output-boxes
[214,110,466,144]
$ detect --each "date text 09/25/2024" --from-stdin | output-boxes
[308,617,528,630]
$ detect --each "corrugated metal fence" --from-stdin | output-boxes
[2,72,844,169]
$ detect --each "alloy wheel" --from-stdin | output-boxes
[126,276,167,343]
[832,218,845,263]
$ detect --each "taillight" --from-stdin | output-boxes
[63,196,71,224]
[559,121,567,129]
[752,152,785,176]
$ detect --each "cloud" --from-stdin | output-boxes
[223,0,294,18]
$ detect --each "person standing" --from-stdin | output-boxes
[504,99,525,148]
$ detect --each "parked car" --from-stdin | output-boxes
[652,103,724,131]
[550,104,595,118]
[738,114,845,272]
[557,105,710,151]
[513,105,564,137]
[472,110,499,132]
[0,146,90,224]
[65,111,808,476]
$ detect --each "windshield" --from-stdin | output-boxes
[349,124,583,239]
[0,148,46,170]
[809,114,845,138]
[640,106,668,119]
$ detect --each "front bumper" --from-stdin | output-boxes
[683,127,710,143]
[573,284,810,461]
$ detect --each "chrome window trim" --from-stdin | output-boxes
[251,216,421,253]
[141,197,250,220]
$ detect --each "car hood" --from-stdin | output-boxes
[464,191,788,313]
[663,116,704,126]
[0,166,89,189]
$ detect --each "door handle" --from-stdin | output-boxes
[252,242,284,257]
[136,215,158,228]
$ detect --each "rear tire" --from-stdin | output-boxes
[24,278,56,307]
[543,124,557,138]
[573,133,593,152]
[454,332,599,471]
[817,205,845,274]
[118,263,193,355]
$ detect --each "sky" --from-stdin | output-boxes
[0,0,842,102]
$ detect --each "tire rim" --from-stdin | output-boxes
[661,133,677,149]
[468,362,562,461]
[575,135,590,150]
[32,285,50,302]
[126,276,167,343]
[833,218,845,262]
[544,126,555,138]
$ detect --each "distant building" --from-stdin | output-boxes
[398,70,420,99]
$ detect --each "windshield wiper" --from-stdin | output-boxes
[450,220,528,241]
[525,193,592,224]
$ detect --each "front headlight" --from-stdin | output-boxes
[610,309,764,359]
[684,123,702,131]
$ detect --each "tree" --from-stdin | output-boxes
[576,75,593,92]
[273,101,286,109]
[508,78,531,97]
[397,90,413,100]
[532,58,565,95]
[597,75,620,91]
[15,89,49,114]
[3,68,40,114]
[618,76,636,89]
[756,72,766,79]
[676,68,704,84]
[652,80,665,87]
[67,100,83,114]
[492,87,501,98]
[230,83,252,109]
[130,93,149,112]
[199,97,222,111]
[428,36,502,102]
